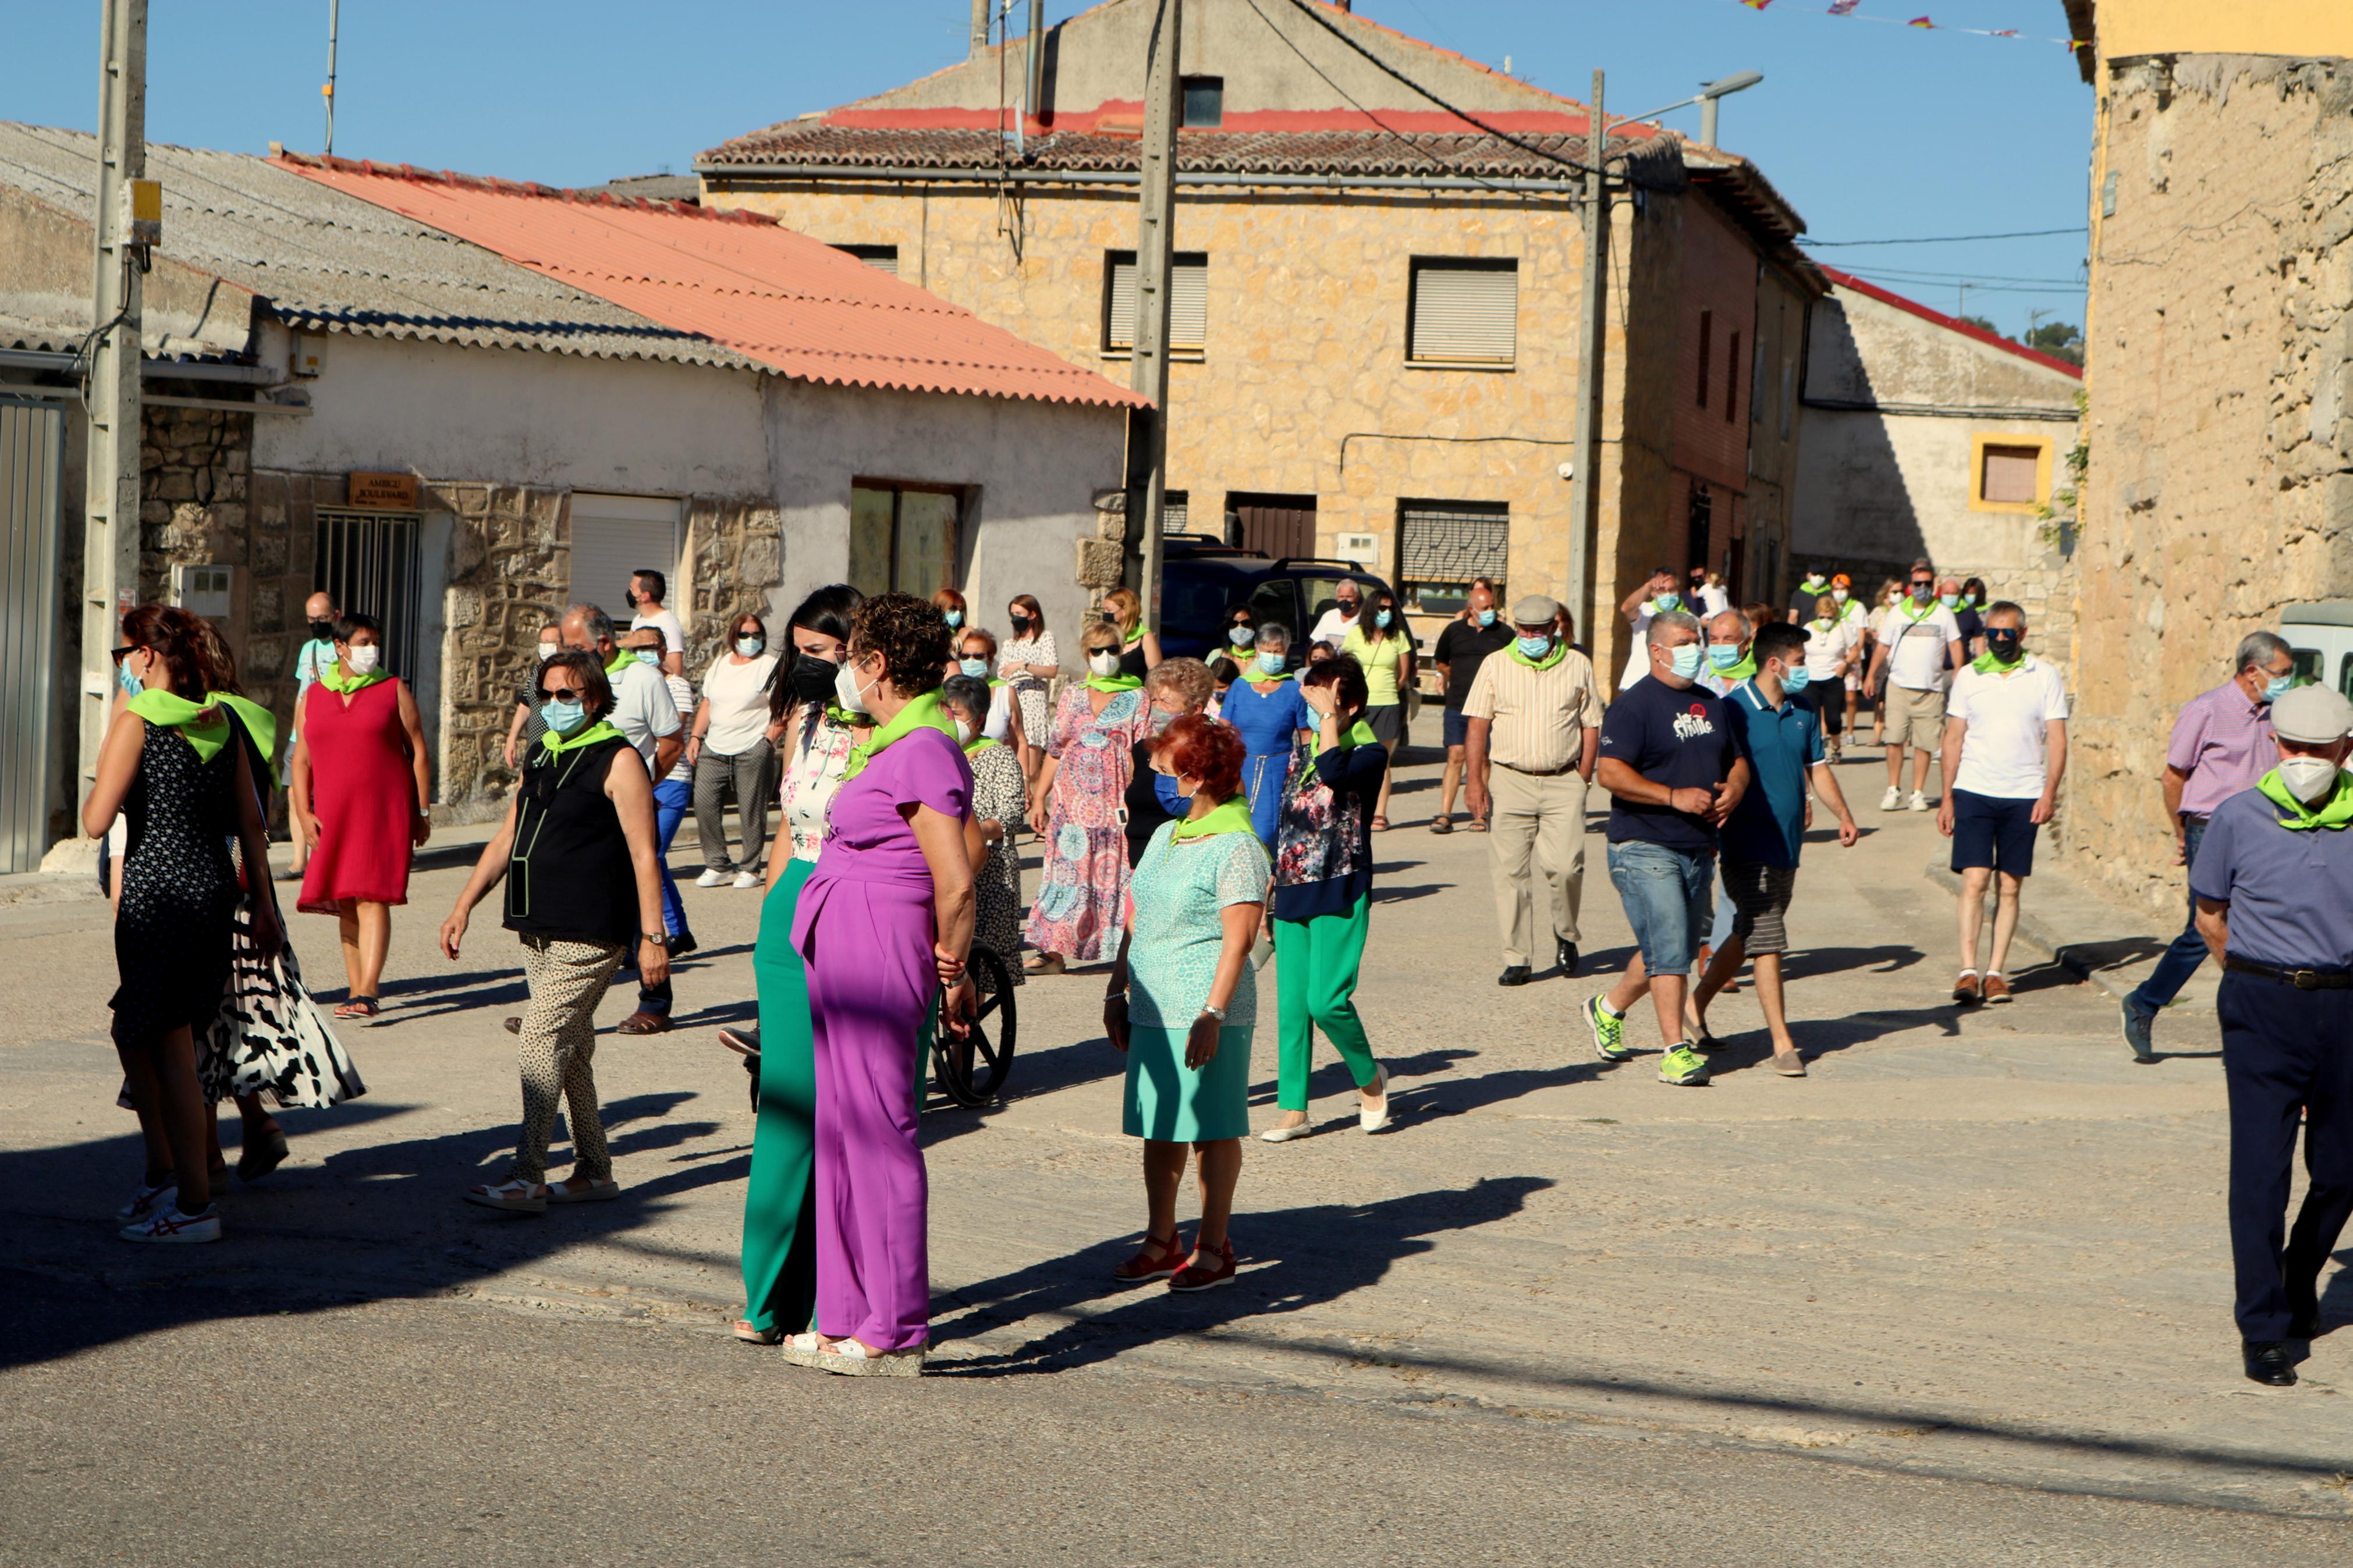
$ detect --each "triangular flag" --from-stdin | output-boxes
[1740,0,1772,8]
[1827,1,1858,13]
[1908,14,1934,26]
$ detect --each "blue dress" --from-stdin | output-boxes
[1222,677,1308,845]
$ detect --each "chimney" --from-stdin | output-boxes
[1333,0,1350,9]
[971,0,991,57]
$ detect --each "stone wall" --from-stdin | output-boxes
[2065,52,2353,908]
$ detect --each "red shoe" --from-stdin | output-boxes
[1169,1236,1237,1293]
[1112,1230,1187,1283]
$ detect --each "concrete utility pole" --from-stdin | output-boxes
[1124,0,1181,620]
[1025,0,1046,122]
[970,0,991,58]
[324,0,339,155]
[1566,69,1607,655]
[80,0,147,791]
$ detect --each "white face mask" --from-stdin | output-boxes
[953,718,977,749]
[537,641,560,660]
[346,645,382,674]
[2277,755,2342,803]
[1088,650,1122,678]
[834,656,874,715]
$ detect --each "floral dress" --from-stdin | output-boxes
[779,706,857,863]
[966,740,1028,984]
[1023,684,1154,962]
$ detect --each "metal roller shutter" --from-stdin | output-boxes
[567,492,683,627]
[1105,252,1208,352]
[1409,261,1518,365]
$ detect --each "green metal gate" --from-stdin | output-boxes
[0,399,63,874]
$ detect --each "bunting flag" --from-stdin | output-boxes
[1741,0,1773,8]
[1908,14,1934,26]
[1722,0,2075,44]
[1827,0,1857,10]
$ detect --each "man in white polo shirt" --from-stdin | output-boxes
[1936,600,2068,1005]
[1865,559,1965,813]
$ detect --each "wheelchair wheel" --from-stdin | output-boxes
[934,945,1017,1107]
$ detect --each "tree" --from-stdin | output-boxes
[1958,314,2000,335]
[2024,321,2085,367]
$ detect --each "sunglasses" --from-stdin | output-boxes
[1910,581,1934,591]
[535,685,584,701]
[109,644,143,665]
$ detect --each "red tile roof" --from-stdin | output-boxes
[1819,266,2085,380]
[274,152,1147,409]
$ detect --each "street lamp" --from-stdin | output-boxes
[1617,70,1765,148]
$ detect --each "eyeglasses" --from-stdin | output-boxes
[108,645,141,665]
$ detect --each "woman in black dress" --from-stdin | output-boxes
[84,606,281,1244]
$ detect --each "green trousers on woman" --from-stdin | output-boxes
[741,860,819,1335]
[1273,893,1380,1112]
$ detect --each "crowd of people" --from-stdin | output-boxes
[82,556,2353,1386]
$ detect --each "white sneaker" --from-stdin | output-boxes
[695,868,731,888]
[1908,791,1930,812]
[1879,786,1901,811]
[120,1204,221,1244]
[115,1178,176,1225]
[733,870,761,889]
[1358,1065,1393,1133]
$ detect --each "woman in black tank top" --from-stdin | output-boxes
[438,651,672,1214]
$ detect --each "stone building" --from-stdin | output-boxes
[2055,3,2352,909]
[0,123,1137,858]
[1791,267,2083,636]
[695,0,1824,685]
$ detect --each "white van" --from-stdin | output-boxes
[2281,602,2353,700]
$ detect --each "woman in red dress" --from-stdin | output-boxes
[292,613,432,1020]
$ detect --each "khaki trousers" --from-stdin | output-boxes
[1488,766,1588,965]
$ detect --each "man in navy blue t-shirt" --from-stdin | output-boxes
[1582,610,1751,1086]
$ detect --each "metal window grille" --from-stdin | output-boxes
[1981,445,2040,504]
[1407,260,1518,365]
[314,508,424,685]
[1105,251,1208,352]
[1397,500,1509,607]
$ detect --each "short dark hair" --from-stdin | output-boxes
[632,568,668,602]
[1754,623,1808,667]
[729,610,768,642]
[1301,653,1368,714]
[536,649,613,721]
[938,673,992,727]
[1985,599,2027,625]
[1153,713,1245,802]
[1207,655,1240,686]
[332,611,384,644]
[849,592,951,696]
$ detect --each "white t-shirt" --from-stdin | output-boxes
[1697,583,1731,617]
[1874,602,1963,691]
[700,652,779,755]
[1309,606,1362,648]
[608,657,683,774]
[984,682,1013,743]
[1800,617,1855,682]
[1949,656,2069,799]
[633,607,687,664]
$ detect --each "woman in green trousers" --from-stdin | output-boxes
[736,585,863,1344]
[1261,656,1394,1142]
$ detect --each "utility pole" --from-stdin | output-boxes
[1566,69,1607,662]
[1025,0,1046,123]
[324,0,339,155]
[80,0,147,792]
[1124,0,1180,621]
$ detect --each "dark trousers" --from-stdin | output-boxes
[2218,970,2353,1341]
[2127,815,2209,1014]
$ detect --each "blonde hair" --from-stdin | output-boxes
[1103,586,1142,635]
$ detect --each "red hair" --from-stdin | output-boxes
[1154,713,1244,802]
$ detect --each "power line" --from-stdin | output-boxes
[1798,226,2087,247]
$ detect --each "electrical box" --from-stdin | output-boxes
[1335,533,1379,567]
[124,179,161,246]
[175,564,233,619]
[292,332,326,378]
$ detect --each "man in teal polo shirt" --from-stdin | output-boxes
[1688,622,1859,1076]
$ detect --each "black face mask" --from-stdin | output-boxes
[1009,613,1031,630]
[309,618,335,641]
[790,652,839,704]
[1985,630,2024,662]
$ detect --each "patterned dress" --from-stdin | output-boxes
[112,721,239,1048]
[1122,820,1272,1143]
[1023,684,1154,962]
[965,740,1028,983]
[997,631,1059,744]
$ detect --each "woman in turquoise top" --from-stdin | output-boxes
[1218,621,1310,846]
[1103,714,1269,1294]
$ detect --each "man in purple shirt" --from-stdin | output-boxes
[2121,630,2296,1058]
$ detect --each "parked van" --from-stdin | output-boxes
[2281,602,2353,701]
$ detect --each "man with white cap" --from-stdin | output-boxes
[1463,593,1606,986]
[2188,682,2353,1388]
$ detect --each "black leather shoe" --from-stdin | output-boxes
[2288,1306,2320,1340]
[1556,938,1580,977]
[2242,1340,2298,1386]
[670,931,699,958]
[1497,965,1532,987]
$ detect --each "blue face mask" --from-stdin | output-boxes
[1228,625,1255,648]
[1515,634,1552,659]
[1708,644,1742,671]
[959,657,988,679]
[1667,643,1705,680]
[736,637,764,657]
[116,660,144,698]
[541,697,586,735]
[1782,664,1813,694]
[2263,673,2295,704]
[1939,593,1960,610]
[635,649,661,667]
[1374,609,1393,628]
[1476,609,1496,627]
[944,609,963,628]
[1653,593,1681,613]
[1256,653,1287,677]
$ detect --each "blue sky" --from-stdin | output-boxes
[1,0,2092,339]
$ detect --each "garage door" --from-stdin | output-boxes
[569,492,683,623]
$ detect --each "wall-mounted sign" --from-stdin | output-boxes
[348,471,418,510]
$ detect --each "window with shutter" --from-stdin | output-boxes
[832,244,898,276]
[1406,260,1518,367]
[1978,443,2043,506]
[1397,499,1509,614]
[1103,251,1208,355]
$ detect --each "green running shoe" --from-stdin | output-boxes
[1583,995,1633,1062]
[1658,1043,1711,1087]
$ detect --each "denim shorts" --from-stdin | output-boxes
[1606,838,1717,976]
[1443,707,1471,749]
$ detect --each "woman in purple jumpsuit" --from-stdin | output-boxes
[790,593,976,1376]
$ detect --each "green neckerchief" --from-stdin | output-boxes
[824,703,864,730]
[1799,577,1828,595]
[1169,795,1255,842]
[1085,673,1144,694]
[1301,717,1380,785]
[1713,650,1758,684]
[1897,596,1938,625]
[1971,648,2027,675]
[1807,618,1839,637]
[844,688,959,780]
[962,735,1000,758]
[126,688,279,775]
[1247,668,1295,685]
[604,650,634,678]
[1121,625,1146,648]
[2256,767,2353,831]
[540,719,624,755]
[1509,638,1570,672]
[317,660,390,695]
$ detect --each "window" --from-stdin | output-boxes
[849,483,961,597]
[1181,76,1223,128]
[1978,443,2043,506]
[1161,489,1189,535]
[1406,259,1518,367]
[832,244,899,276]
[317,507,424,684]
[569,492,684,630]
[1696,310,1712,409]
[1226,492,1316,560]
[1397,500,1509,616]
[1725,330,1741,423]
[1103,251,1208,356]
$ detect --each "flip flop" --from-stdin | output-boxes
[333,996,379,1021]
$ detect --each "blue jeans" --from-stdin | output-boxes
[2127,816,2208,1015]
[640,776,693,1015]
[1606,839,1716,977]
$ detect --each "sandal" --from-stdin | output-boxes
[1467,816,1490,833]
[1371,815,1390,832]
[733,1320,784,1345]
[462,1176,548,1214]
[1429,814,1454,835]
[237,1128,290,1183]
[333,996,380,1021]
[1023,954,1064,976]
[1112,1229,1189,1283]
[815,1338,927,1377]
[546,1176,620,1204]
[1169,1236,1238,1293]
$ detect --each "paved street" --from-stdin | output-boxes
[5,753,2351,1563]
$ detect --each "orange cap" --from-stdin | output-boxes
[1831,573,1851,586]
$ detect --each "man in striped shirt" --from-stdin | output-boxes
[1464,595,1607,986]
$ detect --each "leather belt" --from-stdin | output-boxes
[1497,761,1581,778]
[2225,957,2353,990]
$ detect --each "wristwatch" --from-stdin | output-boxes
[1200,1003,1227,1022]
[641,931,671,950]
